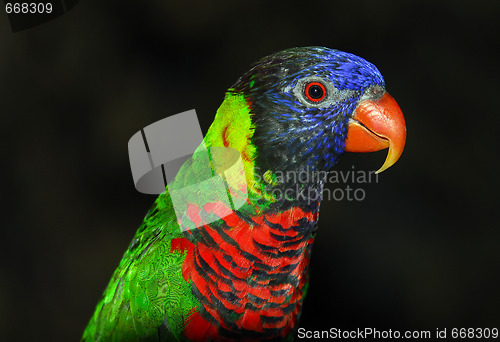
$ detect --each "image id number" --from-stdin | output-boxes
[5,3,53,14]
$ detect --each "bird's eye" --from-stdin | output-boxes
[305,82,326,102]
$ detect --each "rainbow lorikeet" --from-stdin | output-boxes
[82,47,406,341]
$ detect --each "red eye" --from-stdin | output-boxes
[305,82,326,102]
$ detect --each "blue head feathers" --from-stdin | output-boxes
[232,47,386,173]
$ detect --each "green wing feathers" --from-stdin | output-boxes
[82,193,198,341]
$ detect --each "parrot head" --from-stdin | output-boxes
[231,46,406,176]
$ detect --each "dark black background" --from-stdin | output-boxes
[1,1,499,340]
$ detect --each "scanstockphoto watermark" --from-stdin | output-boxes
[297,327,499,340]
[297,327,432,340]
[254,165,379,203]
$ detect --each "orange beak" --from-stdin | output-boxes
[345,92,406,173]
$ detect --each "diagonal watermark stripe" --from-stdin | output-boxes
[128,110,248,231]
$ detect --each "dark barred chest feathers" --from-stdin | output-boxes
[174,198,321,341]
